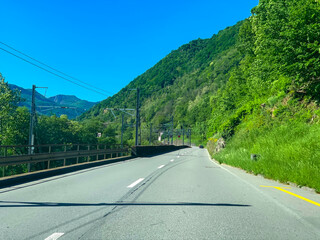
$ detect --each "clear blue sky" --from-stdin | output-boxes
[1,0,259,102]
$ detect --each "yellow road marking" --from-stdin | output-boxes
[260,185,320,207]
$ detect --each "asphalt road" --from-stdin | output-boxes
[0,147,319,240]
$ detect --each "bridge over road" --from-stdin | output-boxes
[0,147,320,239]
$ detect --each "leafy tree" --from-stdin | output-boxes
[0,74,23,145]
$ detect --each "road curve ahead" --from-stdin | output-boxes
[0,147,320,239]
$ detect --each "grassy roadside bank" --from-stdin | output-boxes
[207,121,320,193]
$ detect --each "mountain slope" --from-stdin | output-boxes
[9,84,96,119]
[80,0,320,193]
[49,95,95,111]
[80,21,244,142]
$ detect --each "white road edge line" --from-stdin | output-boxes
[205,150,320,236]
[127,178,145,188]
[170,159,174,162]
[44,233,64,240]
[158,165,165,169]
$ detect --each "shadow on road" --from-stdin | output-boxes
[0,200,251,208]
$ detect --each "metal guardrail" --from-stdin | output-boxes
[0,144,129,177]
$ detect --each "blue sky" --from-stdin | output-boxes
[1,0,259,102]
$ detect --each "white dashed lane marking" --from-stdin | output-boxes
[127,178,144,188]
[44,233,64,240]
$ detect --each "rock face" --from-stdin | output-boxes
[206,137,226,156]
[215,138,226,153]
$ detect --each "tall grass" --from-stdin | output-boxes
[212,121,320,192]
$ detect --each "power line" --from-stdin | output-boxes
[0,41,115,96]
[0,46,110,97]
[0,41,115,95]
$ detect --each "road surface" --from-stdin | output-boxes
[0,147,319,239]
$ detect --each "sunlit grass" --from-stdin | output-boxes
[213,122,320,192]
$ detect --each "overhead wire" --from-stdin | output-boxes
[0,41,114,96]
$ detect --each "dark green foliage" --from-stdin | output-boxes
[208,0,320,138]
[0,74,24,145]
[80,21,244,144]
[207,0,320,191]
[0,77,115,176]
[0,77,106,148]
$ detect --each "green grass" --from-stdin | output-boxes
[212,121,320,193]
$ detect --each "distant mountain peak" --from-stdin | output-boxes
[8,84,97,119]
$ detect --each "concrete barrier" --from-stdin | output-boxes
[131,145,190,157]
[0,145,190,188]
[0,155,134,189]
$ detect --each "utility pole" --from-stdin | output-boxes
[139,124,142,145]
[135,88,140,146]
[28,85,36,172]
[27,85,48,172]
[103,107,134,149]
[121,114,124,148]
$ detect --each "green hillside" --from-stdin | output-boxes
[81,0,320,191]
[9,84,96,119]
[80,20,244,144]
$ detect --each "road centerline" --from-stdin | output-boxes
[127,178,145,188]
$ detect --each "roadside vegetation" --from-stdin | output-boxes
[207,0,320,192]
[212,112,320,193]
[0,75,119,176]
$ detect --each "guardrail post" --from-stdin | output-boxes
[97,144,99,160]
[76,145,80,164]
[2,167,4,178]
[63,145,67,166]
[87,145,90,162]
[47,145,51,169]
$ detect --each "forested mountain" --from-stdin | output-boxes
[9,84,96,119]
[80,0,320,191]
[49,95,95,111]
[80,21,244,143]
[81,0,320,142]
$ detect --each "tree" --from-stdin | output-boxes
[0,74,22,145]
